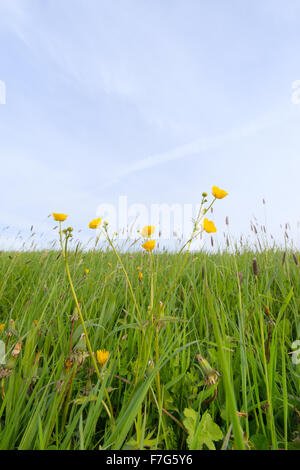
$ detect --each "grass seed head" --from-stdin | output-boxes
[252,258,258,277]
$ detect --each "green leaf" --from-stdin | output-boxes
[124,430,157,450]
[72,395,98,405]
[249,434,269,450]
[183,409,223,450]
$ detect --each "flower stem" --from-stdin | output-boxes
[164,197,216,304]
[103,229,143,328]
[63,236,101,380]
[59,227,114,423]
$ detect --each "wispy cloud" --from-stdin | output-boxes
[101,104,296,189]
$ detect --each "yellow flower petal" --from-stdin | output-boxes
[89,218,102,229]
[203,218,217,233]
[212,186,228,199]
[53,213,68,222]
[142,240,156,251]
[96,349,109,367]
[141,225,155,238]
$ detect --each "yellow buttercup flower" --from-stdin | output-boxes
[0,323,5,333]
[89,218,102,229]
[96,349,109,367]
[203,218,217,233]
[212,186,228,199]
[141,225,155,238]
[85,269,89,275]
[53,213,68,222]
[142,240,155,252]
[137,266,141,271]
[138,272,143,281]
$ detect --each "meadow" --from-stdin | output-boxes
[0,196,299,450]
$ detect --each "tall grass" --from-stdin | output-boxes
[0,245,299,450]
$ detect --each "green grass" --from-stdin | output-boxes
[0,248,299,450]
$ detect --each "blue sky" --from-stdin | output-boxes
[1,0,300,250]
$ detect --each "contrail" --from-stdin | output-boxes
[101,105,293,190]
